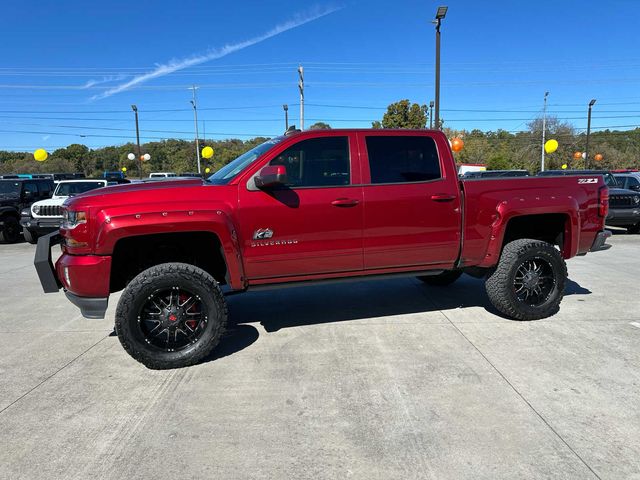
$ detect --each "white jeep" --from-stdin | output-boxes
[20,179,107,244]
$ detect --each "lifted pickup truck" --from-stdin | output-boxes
[35,129,611,369]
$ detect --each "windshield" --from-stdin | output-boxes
[0,181,20,195]
[207,137,284,185]
[603,174,618,187]
[55,182,105,196]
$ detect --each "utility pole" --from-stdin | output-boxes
[585,99,596,170]
[429,100,434,129]
[283,104,289,130]
[298,65,304,130]
[131,104,142,179]
[541,91,549,172]
[433,6,448,130]
[189,85,201,174]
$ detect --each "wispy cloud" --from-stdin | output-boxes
[42,135,50,141]
[82,74,127,89]
[91,5,341,100]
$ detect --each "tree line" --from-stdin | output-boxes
[0,104,638,176]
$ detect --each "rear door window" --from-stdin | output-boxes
[365,135,441,184]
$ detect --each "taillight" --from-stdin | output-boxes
[598,186,609,217]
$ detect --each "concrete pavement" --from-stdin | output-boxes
[0,234,639,479]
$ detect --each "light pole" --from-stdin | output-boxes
[541,91,549,172]
[585,99,596,169]
[131,105,142,179]
[189,85,201,174]
[429,100,434,129]
[298,66,304,130]
[283,104,289,130]
[432,6,448,130]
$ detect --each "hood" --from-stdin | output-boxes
[32,197,66,207]
[63,178,231,212]
[609,187,639,196]
[76,178,204,200]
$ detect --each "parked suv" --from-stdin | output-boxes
[20,179,107,243]
[0,178,54,243]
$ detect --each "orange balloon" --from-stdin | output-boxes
[573,151,582,160]
[594,153,603,162]
[451,138,464,152]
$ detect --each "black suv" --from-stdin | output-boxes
[0,179,54,243]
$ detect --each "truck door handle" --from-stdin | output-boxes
[331,198,360,207]
[430,194,456,202]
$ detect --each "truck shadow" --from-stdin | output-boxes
[223,275,592,335]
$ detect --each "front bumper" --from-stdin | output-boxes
[21,215,62,234]
[590,230,612,252]
[34,231,110,319]
[606,207,640,227]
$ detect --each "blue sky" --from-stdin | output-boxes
[1,0,639,151]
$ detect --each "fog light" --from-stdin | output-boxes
[64,267,71,287]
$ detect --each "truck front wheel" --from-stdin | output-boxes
[115,262,228,369]
[485,239,566,320]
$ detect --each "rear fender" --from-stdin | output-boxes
[478,197,580,267]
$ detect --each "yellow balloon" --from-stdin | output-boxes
[544,139,559,154]
[121,167,127,172]
[34,149,48,162]
[202,146,214,159]
[561,164,568,170]
[204,167,211,174]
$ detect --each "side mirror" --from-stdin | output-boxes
[631,185,640,192]
[255,165,288,189]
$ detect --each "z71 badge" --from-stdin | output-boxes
[578,178,598,184]
[253,228,274,240]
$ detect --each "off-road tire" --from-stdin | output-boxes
[23,228,38,244]
[627,223,640,234]
[485,239,566,320]
[115,262,228,369]
[0,216,20,243]
[418,270,463,286]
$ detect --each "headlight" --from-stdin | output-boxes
[32,205,40,215]
[61,209,87,229]
[634,196,640,205]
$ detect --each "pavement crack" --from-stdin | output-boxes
[0,334,109,416]
[438,308,603,480]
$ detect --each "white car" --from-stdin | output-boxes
[20,179,107,244]
[149,172,177,178]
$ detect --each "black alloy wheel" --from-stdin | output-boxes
[138,287,208,352]
[512,257,556,306]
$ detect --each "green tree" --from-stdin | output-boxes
[309,122,331,130]
[372,99,428,129]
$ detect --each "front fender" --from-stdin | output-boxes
[92,205,245,290]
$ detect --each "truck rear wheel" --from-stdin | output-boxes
[485,239,566,320]
[115,262,228,369]
[417,270,463,286]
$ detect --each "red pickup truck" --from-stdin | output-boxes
[35,129,611,369]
